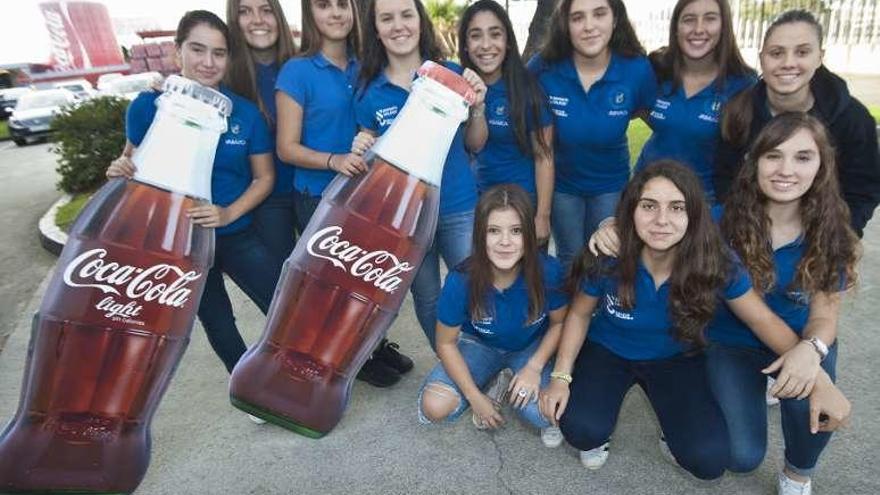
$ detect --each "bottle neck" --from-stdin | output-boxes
[370,76,470,186]
[132,92,229,201]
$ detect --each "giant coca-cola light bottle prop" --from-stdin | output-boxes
[0,76,229,494]
[229,62,475,437]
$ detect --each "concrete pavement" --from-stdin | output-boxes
[1,219,879,494]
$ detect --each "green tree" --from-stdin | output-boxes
[426,0,465,57]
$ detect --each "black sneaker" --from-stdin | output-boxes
[373,339,414,374]
[356,356,401,388]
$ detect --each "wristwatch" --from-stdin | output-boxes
[804,337,829,361]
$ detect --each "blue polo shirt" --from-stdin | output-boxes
[276,53,359,196]
[255,61,295,196]
[528,53,657,196]
[354,62,477,216]
[582,260,751,360]
[636,74,755,198]
[474,79,553,196]
[437,255,569,352]
[126,87,273,236]
[709,237,842,349]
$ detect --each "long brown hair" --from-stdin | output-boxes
[225,0,297,125]
[720,9,823,147]
[299,0,362,58]
[358,0,442,90]
[721,112,859,295]
[569,161,729,348]
[457,0,550,157]
[539,0,645,63]
[466,184,544,323]
[650,0,753,92]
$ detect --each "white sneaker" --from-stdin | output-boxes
[579,442,610,470]
[541,426,564,448]
[472,368,513,430]
[778,471,812,495]
[767,377,780,406]
[247,414,267,425]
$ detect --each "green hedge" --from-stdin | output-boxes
[52,96,128,194]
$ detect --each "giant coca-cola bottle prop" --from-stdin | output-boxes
[0,76,230,494]
[229,62,475,437]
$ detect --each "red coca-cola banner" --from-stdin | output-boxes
[39,1,124,71]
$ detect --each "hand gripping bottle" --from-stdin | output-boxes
[0,76,229,494]
[229,62,475,437]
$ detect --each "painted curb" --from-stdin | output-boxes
[38,194,71,256]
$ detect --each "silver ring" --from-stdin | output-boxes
[517,389,528,398]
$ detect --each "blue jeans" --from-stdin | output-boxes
[252,193,298,263]
[418,335,552,429]
[411,209,474,348]
[551,190,621,269]
[293,189,322,234]
[706,342,838,477]
[197,227,283,372]
[561,341,729,480]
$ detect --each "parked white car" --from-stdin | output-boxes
[0,87,33,120]
[97,72,161,100]
[7,88,79,146]
[52,79,96,100]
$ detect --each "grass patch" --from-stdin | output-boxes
[0,120,8,140]
[55,193,93,232]
[627,118,652,166]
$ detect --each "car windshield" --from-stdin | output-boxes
[60,84,85,92]
[16,92,69,110]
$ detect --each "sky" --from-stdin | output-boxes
[0,0,662,66]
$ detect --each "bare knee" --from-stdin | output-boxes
[420,382,461,423]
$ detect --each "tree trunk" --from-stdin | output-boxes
[522,0,559,61]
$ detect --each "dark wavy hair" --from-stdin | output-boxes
[298,0,362,58]
[721,9,823,147]
[358,0,442,90]
[650,0,754,93]
[569,161,729,348]
[225,0,297,125]
[458,0,550,157]
[539,0,645,63]
[721,112,859,295]
[465,184,545,322]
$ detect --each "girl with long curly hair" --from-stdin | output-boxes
[541,161,849,480]
[709,112,859,494]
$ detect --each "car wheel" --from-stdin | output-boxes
[13,138,27,146]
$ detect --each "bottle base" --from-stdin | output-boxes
[229,396,327,439]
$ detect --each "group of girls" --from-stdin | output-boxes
[100,0,875,492]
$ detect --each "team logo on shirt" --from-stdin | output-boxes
[375,106,399,129]
[224,118,247,146]
[548,95,569,118]
[472,316,495,335]
[488,102,509,127]
[607,85,630,117]
[699,98,723,123]
[785,289,810,306]
[605,294,634,320]
[650,98,670,121]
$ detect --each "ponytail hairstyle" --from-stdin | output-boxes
[457,0,550,157]
[225,0,297,125]
[358,0,442,90]
[570,160,729,348]
[721,9,823,147]
[721,112,859,296]
[466,184,545,323]
[539,0,645,63]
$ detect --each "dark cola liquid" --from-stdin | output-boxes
[230,159,439,437]
[0,179,213,494]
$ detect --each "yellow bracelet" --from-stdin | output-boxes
[550,372,572,384]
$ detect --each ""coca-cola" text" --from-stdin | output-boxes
[306,226,414,294]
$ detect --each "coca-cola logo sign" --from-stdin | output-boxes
[62,248,202,323]
[306,226,414,294]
